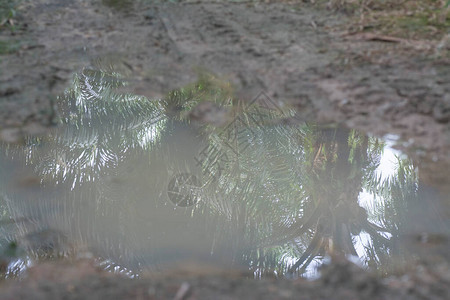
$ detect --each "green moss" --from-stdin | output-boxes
[0,39,19,54]
[381,9,449,38]
[305,0,450,40]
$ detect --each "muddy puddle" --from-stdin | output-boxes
[0,65,449,281]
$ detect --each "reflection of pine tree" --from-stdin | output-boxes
[364,156,449,275]
[0,71,423,278]
[256,127,391,275]
[35,68,167,187]
[189,103,392,277]
[363,156,416,274]
[1,67,168,273]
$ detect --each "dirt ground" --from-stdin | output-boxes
[0,256,448,300]
[1,0,450,184]
[0,0,450,299]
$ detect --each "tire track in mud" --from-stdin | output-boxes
[121,2,450,184]
[1,0,450,178]
[0,1,335,136]
[145,2,334,99]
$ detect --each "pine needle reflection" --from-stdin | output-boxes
[199,120,393,276]
[1,69,443,279]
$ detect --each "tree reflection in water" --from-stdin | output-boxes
[1,68,445,278]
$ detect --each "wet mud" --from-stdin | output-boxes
[0,257,449,300]
[1,1,449,157]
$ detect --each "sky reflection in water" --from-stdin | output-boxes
[0,68,448,279]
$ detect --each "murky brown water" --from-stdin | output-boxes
[0,67,448,279]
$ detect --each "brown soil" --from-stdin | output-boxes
[1,0,449,183]
[0,256,449,300]
[0,0,449,299]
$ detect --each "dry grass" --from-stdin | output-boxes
[0,0,17,29]
[314,0,450,41]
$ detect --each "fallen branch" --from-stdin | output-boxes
[342,32,433,50]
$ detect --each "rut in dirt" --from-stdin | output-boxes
[0,0,449,180]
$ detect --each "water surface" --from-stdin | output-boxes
[0,67,448,278]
